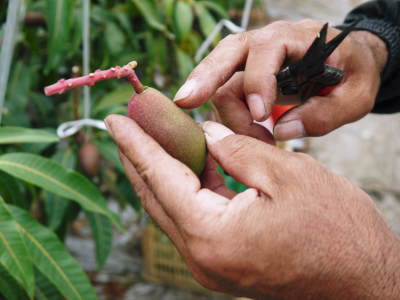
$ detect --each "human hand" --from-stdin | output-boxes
[174,20,388,141]
[105,114,400,299]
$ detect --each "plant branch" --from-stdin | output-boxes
[44,61,145,96]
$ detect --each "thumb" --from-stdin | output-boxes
[273,94,360,141]
[202,121,285,192]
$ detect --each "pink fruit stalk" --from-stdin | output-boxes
[44,61,144,96]
[44,61,207,176]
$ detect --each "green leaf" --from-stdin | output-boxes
[67,6,83,59]
[163,0,176,22]
[0,153,122,229]
[0,197,34,297]
[93,139,124,172]
[0,127,59,144]
[45,0,73,71]
[45,193,70,232]
[195,3,218,37]
[0,264,27,300]
[176,47,194,80]
[117,177,141,212]
[0,170,28,209]
[34,268,64,300]
[197,1,228,18]
[93,84,133,114]
[105,22,125,55]
[3,61,31,127]
[9,205,97,300]
[220,168,247,193]
[85,211,112,269]
[45,147,76,231]
[174,1,193,40]
[131,0,173,38]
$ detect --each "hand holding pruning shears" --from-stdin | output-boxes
[107,18,400,299]
[174,19,388,141]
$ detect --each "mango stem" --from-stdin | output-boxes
[44,61,145,96]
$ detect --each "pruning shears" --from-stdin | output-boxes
[276,20,359,101]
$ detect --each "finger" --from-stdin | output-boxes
[201,154,236,199]
[202,121,291,195]
[244,42,286,121]
[273,73,378,141]
[212,72,275,144]
[173,33,249,108]
[105,114,229,222]
[119,152,185,249]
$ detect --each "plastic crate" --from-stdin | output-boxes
[141,223,232,298]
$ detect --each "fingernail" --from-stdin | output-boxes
[202,121,234,144]
[247,94,266,121]
[104,118,114,137]
[173,79,197,102]
[274,120,305,141]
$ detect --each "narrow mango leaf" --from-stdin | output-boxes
[0,264,27,300]
[153,35,168,73]
[220,169,247,193]
[198,1,228,18]
[0,170,28,209]
[0,153,122,229]
[195,3,218,38]
[85,211,112,269]
[131,0,173,38]
[0,127,59,144]
[34,268,64,300]
[67,6,83,59]
[93,84,133,114]
[45,147,76,231]
[45,193,70,232]
[45,0,73,71]
[176,47,194,80]
[117,177,141,212]
[105,22,125,55]
[2,61,31,127]
[9,205,97,300]
[0,197,34,297]
[93,139,124,172]
[163,0,176,22]
[174,1,193,40]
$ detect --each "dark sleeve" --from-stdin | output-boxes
[338,0,400,113]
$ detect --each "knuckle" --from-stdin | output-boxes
[221,32,247,45]
[269,20,291,28]
[297,18,323,29]
[134,156,164,187]
[297,18,314,25]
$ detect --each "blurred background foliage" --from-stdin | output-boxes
[0,0,259,298]
[0,0,256,128]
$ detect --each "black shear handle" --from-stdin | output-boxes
[277,64,344,100]
[299,64,344,100]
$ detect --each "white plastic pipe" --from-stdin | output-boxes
[195,0,253,62]
[82,0,91,119]
[0,0,22,124]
